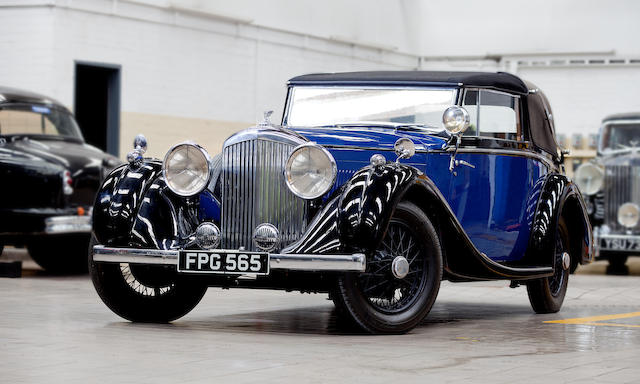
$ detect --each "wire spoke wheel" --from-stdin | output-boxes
[89,235,207,323]
[359,222,427,314]
[332,201,442,334]
[527,217,570,313]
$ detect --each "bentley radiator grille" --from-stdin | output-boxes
[221,139,307,251]
[604,164,640,231]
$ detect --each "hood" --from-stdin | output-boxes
[600,149,640,167]
[289,126,448,152]
[0,136,117,171]
[0,136,121,208]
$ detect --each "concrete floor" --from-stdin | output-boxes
[1,249,640,383]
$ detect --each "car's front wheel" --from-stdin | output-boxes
[332,201,443,334]
[28,234,90,274]
[526,218,570,313]
[89,236,207,322]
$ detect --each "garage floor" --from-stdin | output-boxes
[1,250,640,383]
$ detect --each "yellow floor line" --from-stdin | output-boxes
[544,311,640,328]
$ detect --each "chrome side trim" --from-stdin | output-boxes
[44,216,92,234]
[92,246,366,272]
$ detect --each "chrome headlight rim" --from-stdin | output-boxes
[162,142,212,197]
[285,142,337,200]
[617,202,640,229]
[574,162,604,196]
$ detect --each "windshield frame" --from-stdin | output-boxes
[598,120,640,154]
[0,102,84,142]
[281,85,460,129]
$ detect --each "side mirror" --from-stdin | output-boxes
[394,138,415,161]
[442,106,470,135]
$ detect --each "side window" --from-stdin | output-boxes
[462,90,478,136]
[462,89,522,141]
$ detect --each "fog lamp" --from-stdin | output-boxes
[618,203,640,228]
[195,222,220,249]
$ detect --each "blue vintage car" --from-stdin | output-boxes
[89,71,593,333]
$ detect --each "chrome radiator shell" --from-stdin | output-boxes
[604,164,640,231]
[220,128,308,251]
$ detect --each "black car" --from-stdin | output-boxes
[575,113,640,270]
[0,86,120,273]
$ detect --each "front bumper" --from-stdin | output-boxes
[92,246,366,272]
[45,216,92,234]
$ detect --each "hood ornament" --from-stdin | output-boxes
[261,110,274,126]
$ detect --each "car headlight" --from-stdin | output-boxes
[285,143,337,199]
[574,162,603,196]
[163,142,211,196]
[618,202,640,228]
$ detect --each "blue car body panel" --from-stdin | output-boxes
[286,127,551,263]
[197,126,552,263]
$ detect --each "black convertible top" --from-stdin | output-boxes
[288,71,530,95]
[0,86,67,111]
[602,112,640,123]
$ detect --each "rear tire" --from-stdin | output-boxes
[28,234,90,274]
[332,201,442,334]
[89,235,207,322]
[603,251,628,272]
[527,218,570,313]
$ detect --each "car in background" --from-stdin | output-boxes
[89,71,592,333]
[575,113,640,270]
[0,86,121,273]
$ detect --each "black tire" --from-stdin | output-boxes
[28,234,90,274]
[603,251,628,269]
[527,218,570,313]
[332,201,443,334]
[89,236,207,322]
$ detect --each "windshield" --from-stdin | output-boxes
[600,123,640,152]
[285,87,457,128]
[0,104,83,140]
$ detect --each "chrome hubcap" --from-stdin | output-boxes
[562,252,571,270]
[391,256,410,279]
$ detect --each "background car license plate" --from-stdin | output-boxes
[601,237,640,251]
[178,251,269,275]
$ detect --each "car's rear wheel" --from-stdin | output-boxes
[602,251,628,273]
[332,201,442,334]
[28,234,90,274]
[527,218,570,313]
[89,236,207,322]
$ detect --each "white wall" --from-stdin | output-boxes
[0,0,638,148]
[411,0,640,57]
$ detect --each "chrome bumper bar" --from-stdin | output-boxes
[92,246,366,272]
[45,216,92,234]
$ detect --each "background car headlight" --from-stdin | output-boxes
[163,143,211,196]
[618,202,640,228]
[574,162,604,196]
[285,143,337,199]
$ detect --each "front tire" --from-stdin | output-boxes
[89,236,207,322]
[28,234,90,274]
[332,201,443,334]
[527,218,570,313]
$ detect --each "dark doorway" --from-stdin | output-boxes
[74,62,121,156]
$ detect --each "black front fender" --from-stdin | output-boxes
[92,160,201,249]
[283,163,422,254]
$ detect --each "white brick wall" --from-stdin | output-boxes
[0,0,638,149]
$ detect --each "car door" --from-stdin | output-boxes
[446,89,550,263]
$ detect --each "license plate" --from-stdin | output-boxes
[178,251,269,275]
[601,237,640,251]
